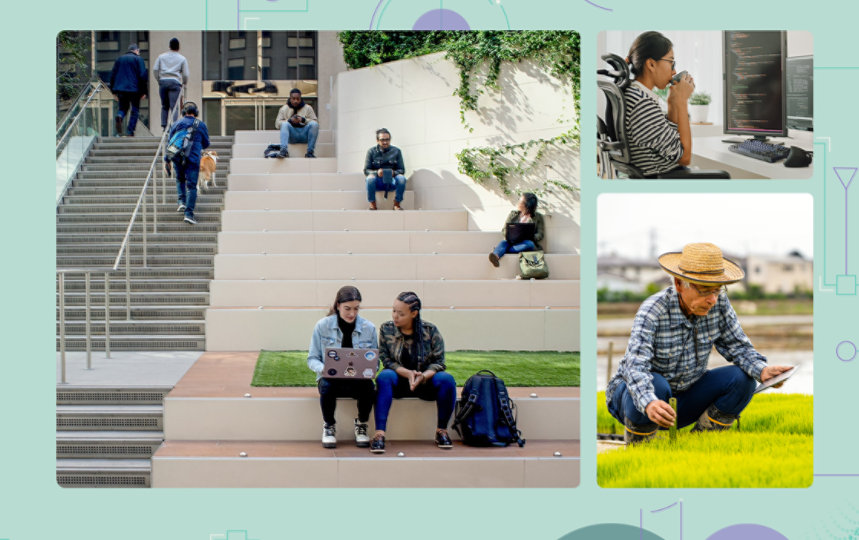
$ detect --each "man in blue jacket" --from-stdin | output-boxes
[164,102,210,225]
[109,44,148,137]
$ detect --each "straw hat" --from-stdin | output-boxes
[657,242,744,285]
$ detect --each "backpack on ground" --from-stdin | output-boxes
[165,119,200,163]
[451,370,525,447]
[519,250,549,279]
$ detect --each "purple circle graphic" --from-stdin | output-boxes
[412,9,470,30]
[836,340,857,362]
[707,524,788,540]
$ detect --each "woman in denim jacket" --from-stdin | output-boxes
[307,286,378,449]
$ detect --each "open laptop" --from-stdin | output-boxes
[505,222,536,245]
[323,347,380,379]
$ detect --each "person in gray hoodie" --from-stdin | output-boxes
[153,37,189,129]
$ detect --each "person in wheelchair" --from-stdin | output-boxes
[624,31,696,177]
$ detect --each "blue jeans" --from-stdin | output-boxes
[608,365,757,429]
[115,91,141,135]
[373,369,457,431]
[159,78,182,128]
[280,120,319,153]
[174,160,199,218]
[492,239,537,260]
[366,174,406,203]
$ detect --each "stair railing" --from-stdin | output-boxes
[56,268,112,384]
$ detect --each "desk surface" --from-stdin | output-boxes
[691,124,814,180]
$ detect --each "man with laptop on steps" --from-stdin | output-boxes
[364,128,406,211]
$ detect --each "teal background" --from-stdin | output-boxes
[10,0,858,538]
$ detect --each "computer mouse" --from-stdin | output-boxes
[784,146,812,167]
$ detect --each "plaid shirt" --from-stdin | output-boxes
[606,287,767,415]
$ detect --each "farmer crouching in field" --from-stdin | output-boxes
[605,242,793,444]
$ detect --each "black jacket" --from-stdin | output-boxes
[109,52,148,95]
[363,145,405,176]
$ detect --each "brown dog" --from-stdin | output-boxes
[199,151,218,191]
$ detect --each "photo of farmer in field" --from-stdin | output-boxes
[597,193,813,488]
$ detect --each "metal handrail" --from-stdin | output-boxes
[56,268,114,384]
[57,80,96,131]
[56,80,108,155]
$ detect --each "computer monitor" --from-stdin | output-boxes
[722,31,788,140]
[786,55,813,131]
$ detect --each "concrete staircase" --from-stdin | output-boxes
[56,135,233,352]
[56,385,170,488]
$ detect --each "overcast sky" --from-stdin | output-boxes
[597,193,814,260]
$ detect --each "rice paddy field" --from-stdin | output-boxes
[597,392,813,488]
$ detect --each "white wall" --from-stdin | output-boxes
[335,52,580,254]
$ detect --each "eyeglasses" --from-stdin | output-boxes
[690,284,726,298]
[377,137,391,142]
[659,58,676,70]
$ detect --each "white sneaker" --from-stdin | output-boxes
[354,419,370,447]
[322,423,336,448]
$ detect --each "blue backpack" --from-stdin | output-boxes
[165,119,200,163]
[452,370,525,447]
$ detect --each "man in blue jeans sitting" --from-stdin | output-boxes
[364,128,406,211]
[605,242,794,444]
[274,88,319,158]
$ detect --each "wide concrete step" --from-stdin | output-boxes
[58,291,209,306]
[57,233,218,245]
[57,254,215,267]
[82,163,230,172]
[57,243,216,256]
[57,212,221,224]
[95,135,233,145]
[57,335,205,352]
[218,230,504,254]
[57,222,222,234]
[205,307,580,351]
[63,194,224,206]
[225,190,415,211]
[55,267,213,280]
[221,209,468,232]
[56,405,163,431]
[57,202,223,214]
[57,458,152,488]
[213,253,578,280]
[234,129,333,146]
[151,439,579,488]
[58,320,205,336]
[56,431,164,459]
[229,157,337,174]
[85,153,232,164]
[210,279,580,308]
[58,306,206,321]
[59,277,210,292]
[228,173,365,191]
[232,142,334,158]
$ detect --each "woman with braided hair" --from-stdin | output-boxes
[370,291,457,453]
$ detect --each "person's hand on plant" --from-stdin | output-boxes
[645,399,676,428]
[760,365,793,389]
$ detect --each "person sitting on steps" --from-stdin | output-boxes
[364,128,406,211]
[489,192,545,268]
[274,88,319,158]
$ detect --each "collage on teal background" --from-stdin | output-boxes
[16,0,859,538]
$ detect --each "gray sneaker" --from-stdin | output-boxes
[183,215,197,225]
[322,423,337,448]
[354,419,370,447]
[177,203,186,212]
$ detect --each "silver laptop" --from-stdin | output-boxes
[322,347,380,379]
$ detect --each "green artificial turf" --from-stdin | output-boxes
[596,391,813,488]
[251,350,580,387]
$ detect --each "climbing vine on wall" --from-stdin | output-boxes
[338,31,581,194]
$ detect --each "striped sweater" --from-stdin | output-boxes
[623,81,684,176]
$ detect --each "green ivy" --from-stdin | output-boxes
[338,31,580,194]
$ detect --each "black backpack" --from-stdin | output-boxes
[452,370,525,447]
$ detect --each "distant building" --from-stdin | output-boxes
[745,251,813,294]
[597,254,668,293]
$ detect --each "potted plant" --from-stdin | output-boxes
[689,92,711,123]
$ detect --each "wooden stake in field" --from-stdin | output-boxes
[669,397,678,441]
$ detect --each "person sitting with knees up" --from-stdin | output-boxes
[307,286,378,449]
[489,192,545,267]
[364,128,406,211]
[274,88,319,158]
[370,292,456,454]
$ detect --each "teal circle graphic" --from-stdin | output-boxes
[558,524,664,540]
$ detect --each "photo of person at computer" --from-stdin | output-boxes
[597,30,813,180]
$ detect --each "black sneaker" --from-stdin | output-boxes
[305,151,316,158]
[277,148,288,159]
[184,215,198,225]
[435,429,453,449]
[489,252,500,267]
[369,434,386,454]
[115,117,122,136]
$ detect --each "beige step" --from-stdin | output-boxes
[151,439,580,487]
[209,279,580,308]
[230,157,337,174]
[217,230,503,254]
[224,190,416,211]
[220,209,468,232]
[212,253,578,280]
[205,307,580,350]
[228,173,365,191]
[234,129,334,145]
[232,142,335,158]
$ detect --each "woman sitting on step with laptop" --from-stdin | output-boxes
[488,192,545,268]
[370,291,457,454]
[307,286,378,449]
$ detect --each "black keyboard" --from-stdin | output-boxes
[728,139,791,163]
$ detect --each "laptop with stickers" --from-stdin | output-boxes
[322,347,380,379]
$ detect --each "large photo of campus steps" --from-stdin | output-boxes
[56,31,581,488]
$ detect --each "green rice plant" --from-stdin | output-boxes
[252,350,580,387]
